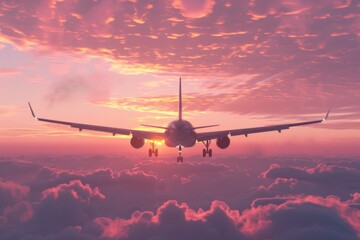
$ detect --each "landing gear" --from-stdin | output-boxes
[148,141,159,157]
[202,140,213,157]
[177,156,183,163]
[177,145,184,163]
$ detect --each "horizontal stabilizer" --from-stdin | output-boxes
[140,124,168,129]
[192,124,219,130]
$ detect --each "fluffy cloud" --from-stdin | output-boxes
[0,178,29,211]
[34,166,158,191]
[260,162,360,198]
[89,195,360,240]
[94,200,244,239]
[242,195,360,240]
[2,201,33,224]
[0,178,33,233]
[32,180,105,234]
[0,155,359,239]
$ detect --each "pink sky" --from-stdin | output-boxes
[0,0,359,156]
[0,1,360,239]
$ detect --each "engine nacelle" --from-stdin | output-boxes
[130,136,145,149]
[216,136,230,149]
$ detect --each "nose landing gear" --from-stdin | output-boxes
[202,140,212,157]
[177,145,183,163]
[148,141,159,157]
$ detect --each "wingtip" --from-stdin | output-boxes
[28,102,37,119]
[323,105,331,121]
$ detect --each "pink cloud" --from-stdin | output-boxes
[94,200,243,239]
[242,194,360,238]
[259,162,360,199]
[31,179,106,235]
[172,0,216,18]
[3,201,33,224]
[92,195,360,239]
[41,179,105,202]
[0,156,359,239]
[0,68,22,76]
[35,166,158,191]
[0,0,356,79]
[0,178,29,210]
[258,177,298,192]
[0,0,358,129]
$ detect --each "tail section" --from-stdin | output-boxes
[179,77,182,121]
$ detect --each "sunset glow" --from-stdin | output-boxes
[0,0,359,239]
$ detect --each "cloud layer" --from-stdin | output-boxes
[0,0,358,85]
[0,155,359,239]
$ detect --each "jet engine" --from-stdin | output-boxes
[130,136,145,149]
[216,136,230,149]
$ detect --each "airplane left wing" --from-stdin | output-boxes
[196,107,331,142]
[28,103,164,140]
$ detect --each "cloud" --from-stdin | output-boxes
[0,0,358,121]
[2,201,33,224]
[0,178,32,228]
[33,166,158,192]
[0,105,24,118]
[0,155,359,239]
[0,0,358,79]
[172,0,216,18]
[91,195,360,240]
[90,90,334,118]
[0,67,22,77]
[260,163,360,198]
[0,178,29,211]
[241,195,360,240]
[40,179,105,202]
[32,180,105,234]
[94,200,244,239]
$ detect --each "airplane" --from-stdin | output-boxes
[28,78,330,162]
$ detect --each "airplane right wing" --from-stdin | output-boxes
[28,103,164,140]
[196,107,331,142]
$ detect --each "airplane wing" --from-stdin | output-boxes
[196,107,331,142]
[28,103,164,140]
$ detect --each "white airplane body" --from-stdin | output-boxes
[29,78,330,162]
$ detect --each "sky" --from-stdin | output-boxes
[0,0,359,239]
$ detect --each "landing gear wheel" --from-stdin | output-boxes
[177,156,183,162]
[148,149,153,157]
[177,145,184,163]
[148,141,159,158]
[201,140,213,158]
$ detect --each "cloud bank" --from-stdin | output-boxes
[0,155,359,239]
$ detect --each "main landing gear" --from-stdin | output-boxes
[202,140,212,157]
[177,145,184,163]
[148,141,158,157]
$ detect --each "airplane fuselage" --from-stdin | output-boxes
[164,120,196,147]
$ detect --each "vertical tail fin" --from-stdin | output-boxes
[179,77,182,120]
